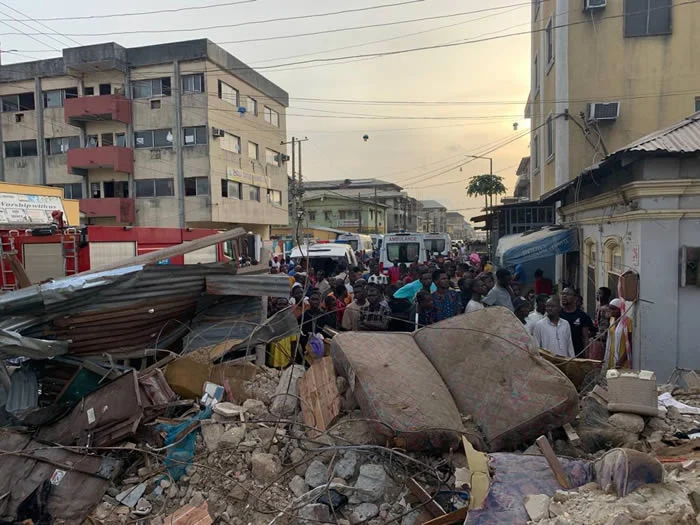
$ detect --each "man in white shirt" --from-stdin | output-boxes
[532,297,575,358]
[526,294,548,334]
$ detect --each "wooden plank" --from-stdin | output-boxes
[406,478,445,518]
[536,435,570,489]
[422,507,469,525]
[298,357,341,436]
[6,253,31,289]
[563,423,582,447]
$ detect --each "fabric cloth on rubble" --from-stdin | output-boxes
[594,448,663,497]
[269,335,297,368]
[157,407,213,481]
[465,453,593,525]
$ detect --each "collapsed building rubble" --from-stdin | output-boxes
[1,234,700,524]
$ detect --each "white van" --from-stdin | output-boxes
[423,233,452,257]
[369,234,384,253]
[336,233,373,255]
[380,233,426,269]
[290,243,358,276]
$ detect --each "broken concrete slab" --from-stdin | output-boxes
[270,364,305,417]
[524,494,551,521]
[251,452,282,483]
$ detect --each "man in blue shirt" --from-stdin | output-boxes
[431,269,463,322]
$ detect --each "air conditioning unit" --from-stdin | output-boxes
[584,0,606,10]
[588,102,620,121]
[275,153,290,163]
[211,127,224,138]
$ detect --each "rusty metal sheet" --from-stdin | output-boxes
[37,370,143,447]
[206,273,292,298]
[0,430,120,523]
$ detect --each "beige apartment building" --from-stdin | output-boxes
[0,39,289,238]
[527,0,700,200]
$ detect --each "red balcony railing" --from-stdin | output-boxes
[64,94,131,125]
[79,197,135,224]
[67,146,134,176]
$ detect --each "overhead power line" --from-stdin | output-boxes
[0,2,81,48]
[0,0,430,36]
[0,0,258,22]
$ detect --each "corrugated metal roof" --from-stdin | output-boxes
[620,111,700,154]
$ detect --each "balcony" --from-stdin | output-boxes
[67,146,134,176]
[64,94,132,125]
[79,197,135,224]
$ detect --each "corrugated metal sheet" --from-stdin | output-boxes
[0,330,69,360]
[206,274,292,298]
[622,111,700,154]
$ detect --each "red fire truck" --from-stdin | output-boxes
[0,225,236,291]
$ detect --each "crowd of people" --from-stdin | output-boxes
[266,250,632,372]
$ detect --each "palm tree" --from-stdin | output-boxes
[466,174,507,211]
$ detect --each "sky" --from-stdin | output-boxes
[0,0,532,223]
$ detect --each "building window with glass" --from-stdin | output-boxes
[545,18,554,69]
[132,77,172,98]
[247,97,258,115]
[266,148,280,166]
[222,180,242,199]
[43,87,78,108]
[268,189,282,205]
[624,0,672,37]
[51,183,83,199]
[264,106,279,127]
[218,80,239,106]
[181,73,204,93]
[248,141,259,160]
[185,177,210,196]
[135,178,175,197]
[220,132,241,154]
[5,140,37,158]
[546,115,554,159]
[134,129,173,148]
[183,126,208,146]
[46,136,80,155]
[1,92,35,112]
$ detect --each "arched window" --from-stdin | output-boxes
[605,238,623,273]
[584,238,598,315]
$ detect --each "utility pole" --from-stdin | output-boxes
[358,192,362,233]
[374,186,378,233]
[281,136,309,242]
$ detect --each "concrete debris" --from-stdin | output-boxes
[212,402,245,418]
[335,450,360,480]
[524,494,551,521]
[242,398,267,418]
[608,413,646,434]
[305,459,329,488]
[200,421,226,451]
[270,364,305,417]
[251,452,282,483]
[350,502,380,523]
[219,425,247,447]
[297,503,333,524]
[352,464,388,503]
[289,475,309,498]
[116,482,147,508]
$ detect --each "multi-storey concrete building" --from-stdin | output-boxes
[0,39,289,238]
[301,179,422,232]
[527,0,700,200]
[420,200,447,233]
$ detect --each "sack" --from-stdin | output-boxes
[331,332,464,452]
[415,309,579,451]
[595,448,663,497]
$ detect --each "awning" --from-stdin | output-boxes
[496,226,578,266]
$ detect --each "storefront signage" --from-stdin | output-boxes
[0,193,67,226]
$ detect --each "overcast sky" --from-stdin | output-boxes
[0,0,531,222]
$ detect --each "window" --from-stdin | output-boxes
[695,97,700,112]
[222,179,242,199]
[624,0,672,37]
[15,114,23,123]
[182,73,204,93]
[46,136,80,155]
[546,114,554,159]
[52,183,83,199]
[533,0,542,20]
[218,80,239,106]
[115,133,126,147]
[1,92,35,112]
[43,87,77,108]
[84,87,95,96]
[545,18,554,67]
[5,139,37,158]
[99,84,111,95]
[183,126,208,146]
[532,134,540,172]
[339,210,346,220]
[264,106,279,126]
[268,189,282,205]
[266,148,280,165]
[87,135,99,148]
[247,184,260,201]
[132,77,172,98]
[324,210,332,221]
[247,97,258,115]
[220,132,241,153]
[184,176,209,196]
[150,100,161,110]
[134,129,173,148]
[605,238,623,273]
[135,178,175,197]
[308,211,316,221]
[534,54,540,93]
[101,133,114,147]
[248,141,259,160]
[386,242,421,264]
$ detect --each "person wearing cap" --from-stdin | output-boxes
[604,298,632,370]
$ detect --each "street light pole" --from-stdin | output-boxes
[465,154,493,175]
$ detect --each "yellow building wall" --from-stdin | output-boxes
[532,0,700,199]
[0,181,80,225]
